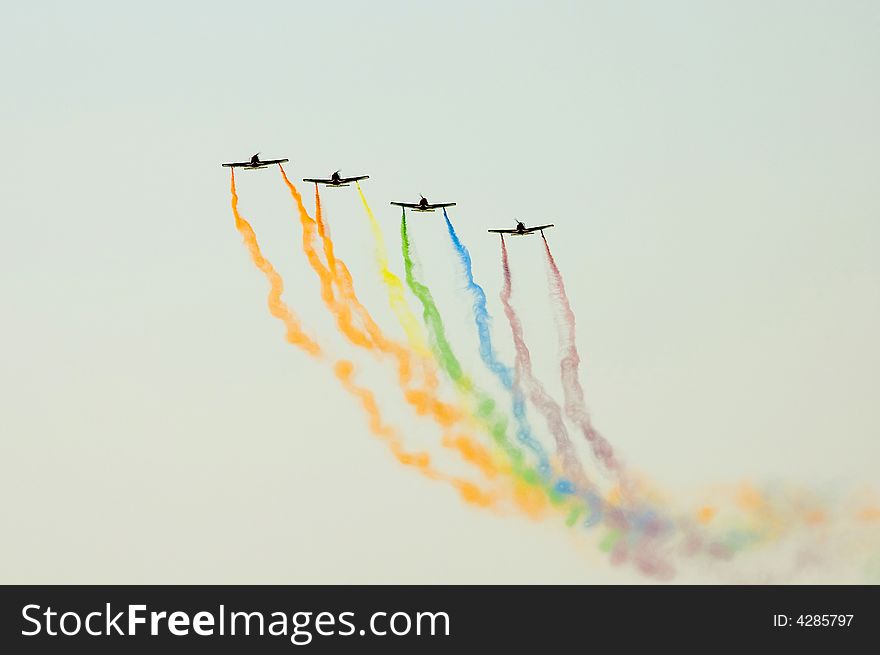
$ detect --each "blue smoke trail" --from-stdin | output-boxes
[442,209,563,488]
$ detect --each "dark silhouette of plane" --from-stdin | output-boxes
[302,170,369,187]
[390,195,456,212]
[221,153,289,169]
[488,220,554,236]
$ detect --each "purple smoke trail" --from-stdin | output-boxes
[539,235,727,578]
[541,233,624,478]
[505,236,680,577]
[499,236,595,504]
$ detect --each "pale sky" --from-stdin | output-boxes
[1,1,878,583]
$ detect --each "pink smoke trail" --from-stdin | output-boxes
[506,235,680,575]
[541,233,624,479]
[539,235,745,577]
[499,236,594,499]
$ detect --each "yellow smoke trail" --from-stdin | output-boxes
[355,182,433,361]
[229,169,494,507]
[277,166,504,482]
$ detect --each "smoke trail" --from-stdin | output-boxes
[230,169,321,357]
[442,210,553,481]
[232,172,857,580]
[355,182,433,363]
[334,361,494,508]
[280,166,412,384]
[314,184,414,385]
[532,235,730,571]
[355,183,543,490]
[399,212,467,382]
[400,210,554,498]
[277,167,502,482]
[499,235,594,500]
[541,233,622,476]
[230,169,493,506]
[284,175,374,351]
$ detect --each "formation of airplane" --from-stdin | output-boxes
[390,195,456,212]
[221,153,289,170]
[221,154,556,234]
[302,171,370,187]
[488,220,554,236]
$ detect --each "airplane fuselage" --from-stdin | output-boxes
[246,155,268,169]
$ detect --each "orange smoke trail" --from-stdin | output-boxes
[229,169,494,507]
[314,183,413,385]
[230,170,321,357]
[296,189,374,351]
[278,166,504,481]
[335,361,494,507]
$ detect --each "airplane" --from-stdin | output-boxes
[302,170,369,187]
[221,153,289,169]
[390,195,456,212]
[487,220,554,236]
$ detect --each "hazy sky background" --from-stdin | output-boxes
[1,1,877,583]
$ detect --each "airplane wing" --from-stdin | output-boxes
[487,229,517,234]
[429,202,456,209]
[221,161,250,168]
[524,224,554,233]
[390,201,419,208]
[302,178,331,184]
[340,175,369,183]
[260,158,289,166]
